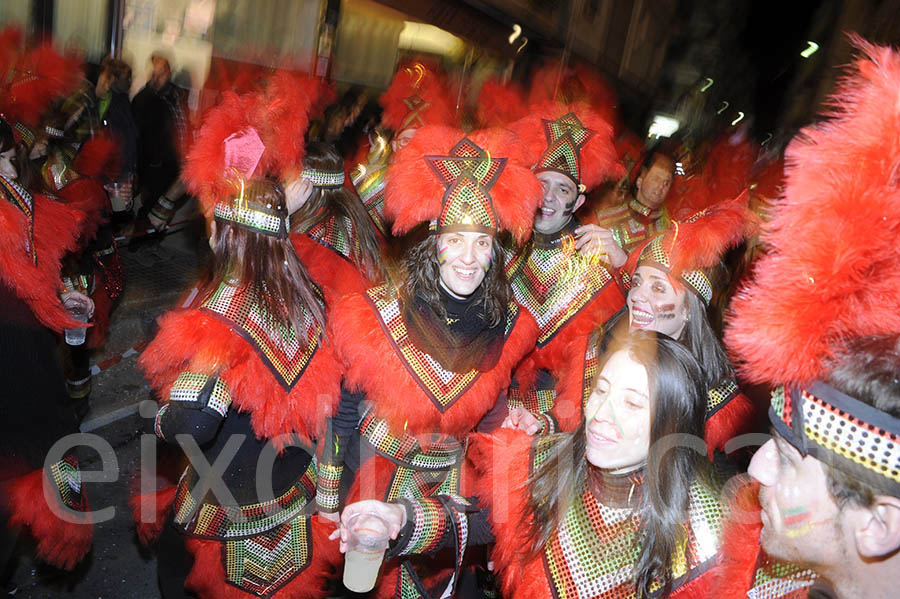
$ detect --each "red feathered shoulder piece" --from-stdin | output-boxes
[385,125,542,244]
[511,100,623,193]
[476,77,528,128]
[290,231,372,301]
[0,193,85,332]
[329,288,538,437]
[139,307,342,447]
[726,39,900,386]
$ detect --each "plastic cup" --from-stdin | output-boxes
[342,511,391,593]
[105,181,133,214]
[63,297,91,346]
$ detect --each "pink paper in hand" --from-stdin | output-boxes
[223,127,265,179]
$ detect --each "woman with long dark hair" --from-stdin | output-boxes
[289,140,387,297]
[316,125,541,598]
[137,93,342,599]
[473,329,725,599]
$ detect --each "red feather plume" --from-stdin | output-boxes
[5,43,80,127]
[624,191,758,282]
[183,91,262,216]
[384,125,542,243]
[73,134,120,178]
[379,60,455,131]
[476,77,528,128]
[258,70,318,176]
[725,38,900,386]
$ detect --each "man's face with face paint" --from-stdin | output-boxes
[436,231,493,298]
[534,171,585,235]
[749,435,845,567]
[584,349,651,472]
[627,265,689,339]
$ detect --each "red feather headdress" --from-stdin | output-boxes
[379,60,455,132]
[510,101,623,193]
[625,193,758,304]
[384,125,541,244]
[725,39,900,496]
[475,77,527,128]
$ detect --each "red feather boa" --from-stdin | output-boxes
[329,290,538,437]
[183,515,341,599]
[711,481,764,599]
[0,193,85,332]
[5,468,92,570]
[139,308,342,447]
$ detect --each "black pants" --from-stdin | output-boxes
[157,515,195,599]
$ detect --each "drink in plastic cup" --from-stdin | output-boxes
[63,297,91,346]
[342,511,391,593]
[105,180,133,213]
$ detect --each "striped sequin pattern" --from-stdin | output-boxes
[200,281,320,391]
[509,235,615,346]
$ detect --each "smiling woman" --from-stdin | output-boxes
[471,329,725,599]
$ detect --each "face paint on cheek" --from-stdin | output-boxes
[476,251,491,273]
[437,245,449,265]
[655,303,678,320]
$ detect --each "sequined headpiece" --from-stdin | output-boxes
[511,102,622,194]
[626,194,756,305]
[380,61,455,133]
[213,193,288,239]
[385,125,542,244]
[726,39,900,496]
[424,137,505,235]
[534,112,595,189]
[301,168,345,189]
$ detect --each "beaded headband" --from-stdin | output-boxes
[534,112,595,190]
[213,196,288,239]
[424,137,506,236]
[771,382,900,497]
[301,168,345,189]
[44,125,64,138]
[637,231,713,305]
[14,122,34,147]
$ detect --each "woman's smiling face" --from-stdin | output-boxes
[627,265,689,339]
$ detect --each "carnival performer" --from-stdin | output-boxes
[554,197,758,459]
[595,152,675,254]
[289,141,387,298]
[501,102,625,434]
[330,329,725,599]
[136,91,341,599]
[350,60,455,238]
[316,124,542,598]
[717,38,900,599]
[0,117,94,582]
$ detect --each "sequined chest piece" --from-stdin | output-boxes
[303,212,362,262]
[200,282,320,390]
[510,232,614,346]
[366,284,518,414]
[532,439,723,599]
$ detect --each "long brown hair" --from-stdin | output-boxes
[400,232,510,327]
[291,141,386,284]
[203,179,326,336]
[525,329,708,598]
